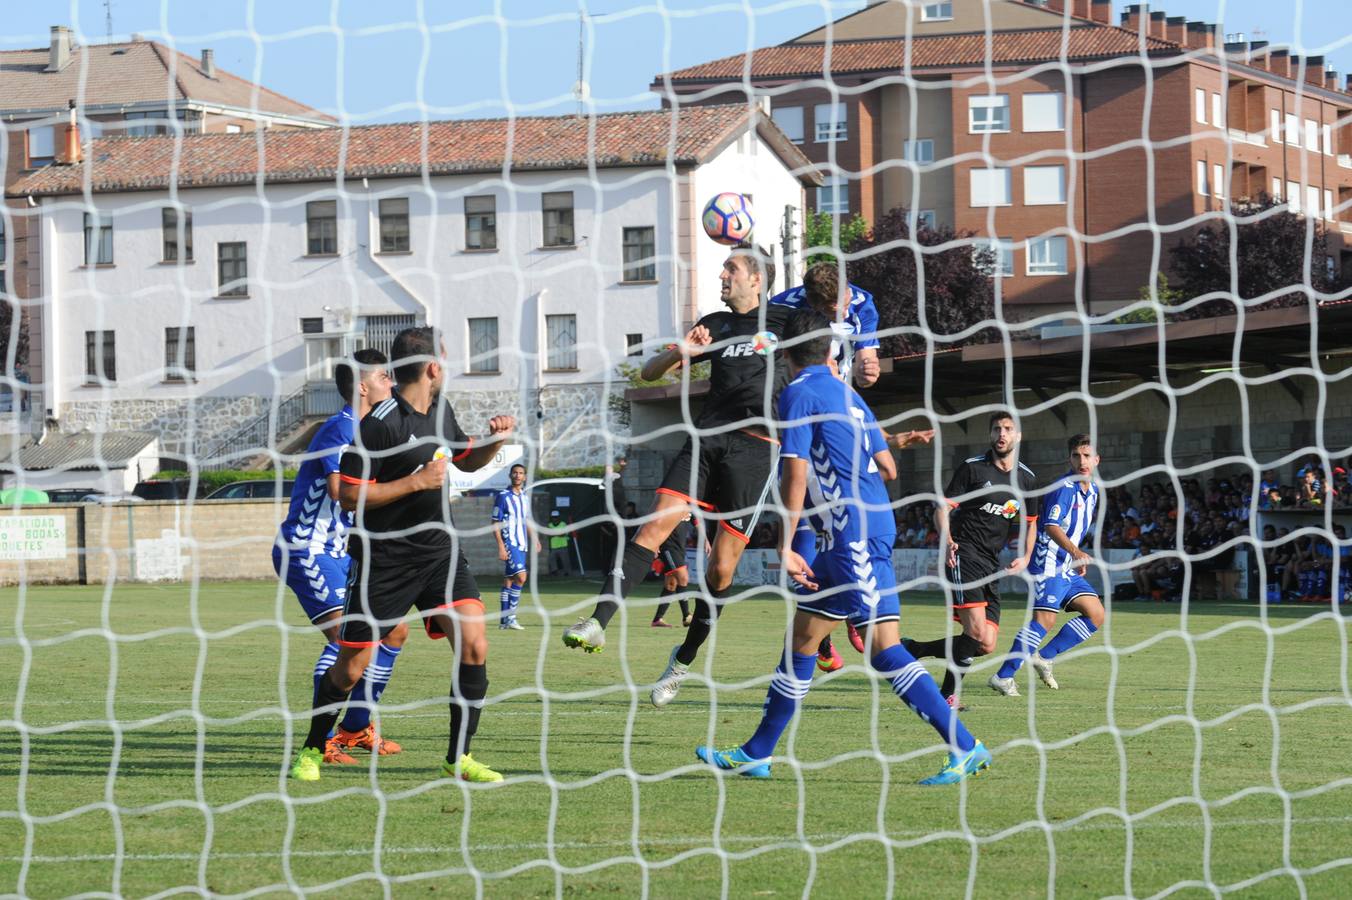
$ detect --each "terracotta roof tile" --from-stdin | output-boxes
[9,105,817,196]
[0,38,331,122]
[658,25,1178,83]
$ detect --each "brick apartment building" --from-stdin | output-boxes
[654,0,1352,318]
[0,26,333,425]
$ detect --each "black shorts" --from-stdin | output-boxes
[339,551,482,647]
[656,528,689,575]
[947,553,1002,626]
[657,431,776,542]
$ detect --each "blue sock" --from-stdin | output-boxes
[507,584,522,621]
[1037,616,1098,661]
[872,644,975,752]
[341,642,401,732]
[997,621,1048,679]
[499,585,512,624]
[741,651,816,760]
[312,642,339,709]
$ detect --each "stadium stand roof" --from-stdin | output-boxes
[8,105,821,197]
[0,34,332,122]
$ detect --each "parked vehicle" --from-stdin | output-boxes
[204,480,295,500]
[133,478,206,501]
[44,488,103,503]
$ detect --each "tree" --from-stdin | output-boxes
[803,211,869,268]
[1167,195,1339,319]
[840,208,999,356]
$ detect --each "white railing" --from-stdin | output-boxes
[1340,221,1352,235]
[1338,154,1352,170]
[1226,127,1267,147]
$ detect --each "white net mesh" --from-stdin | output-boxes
[2,0,1352,896]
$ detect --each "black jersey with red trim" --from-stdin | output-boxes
[338,389,472,563]
[688,303,793,431]
[944,450,1038,568]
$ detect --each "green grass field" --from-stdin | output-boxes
[2,578,1350,898]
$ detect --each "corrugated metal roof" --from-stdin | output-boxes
[0,430,157,472]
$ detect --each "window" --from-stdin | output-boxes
[1197,160,1210,197]
[467,317,499,373]
[1211,92,1223,128]
[1023,165,1066,205]
[816,177,849,215]
[542,191,575,247]
[903,139,934,163]
[218,242,248,296]
[161,208,193,262]
[1287,181,1301,214]
[306,200,337,255]
[164,326,196,381]
[1271,177,1282,201]
[225,123,243,134]
[969,94,1010,133]
[921,2,953,20]
[917,209,936,229]
[1213,163,1225,201]
[625,333,643,357]
[465,195,497,250]
[1195,89,1207,125]
[622,226,656,282]
[27,125,55,166]
[972,237,1014,277]
[126,111,171,136]
[814,103,847,142]
[1322,124,1333,156]
[1285,114,1299,146]
[545,314,577,370]
[84,330,116,383]
[1023,93,1065,132]
[83,212,113,265]
[300,317,324,334]
[1325,190,1335,221]
[772,106,804,143]
[1027,236,1068,275]
[1270,109,1281,143]
[379,198,410,252]
[1305,119,1319,152]
[1307,185,1321,219]
[969,168,1012,206]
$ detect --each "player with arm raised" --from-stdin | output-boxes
[288,326,515,784]
[563,244,788,677]
[492,463,539,631]
[273,349,404,764]
[903,411,1037,708]
[694,309,989,785]
[989,434,1106,697]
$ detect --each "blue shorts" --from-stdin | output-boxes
[504,547,527,577]
[1034,573,1098,613]
[273,544,350,624]
[795,534,900,626]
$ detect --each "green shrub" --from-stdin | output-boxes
[154,469,298,494]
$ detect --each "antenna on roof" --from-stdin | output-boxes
[573,10,590,118]
[104,0,113,42]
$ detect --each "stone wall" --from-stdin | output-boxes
[60,396,270,463]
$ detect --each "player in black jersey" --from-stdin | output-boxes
[288,326,515,785]
[562,246,788,684]
[903,411,1037,708]
[650,513,698,627]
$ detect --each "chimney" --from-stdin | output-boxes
[1166,16,1187,46]
[45,26,72,73]
[1149,11,1168,40]
[1346,73,1352,94]
[1223,40,1248,60]
[1045,0,1065,13]
[1122,4,1149,34]
[1327,70,1340,91]
[1267,48,1289,76]
[1090,0,1112,24]
[1071,0,1091,19]
[56,100,82,166]
[1304,55,1325,87]
[200,48,215,78]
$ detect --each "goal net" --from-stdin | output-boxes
[2,0,1351,896]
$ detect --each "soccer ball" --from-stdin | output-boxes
[701,192,754,246]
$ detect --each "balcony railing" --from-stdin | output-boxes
[1227,127,1267,147]
[1341,221,1352,235]
[1338,154,1352,170]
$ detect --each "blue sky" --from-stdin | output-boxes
[6,1,1350,122]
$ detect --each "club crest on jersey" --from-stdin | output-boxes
[979,498,1021,519]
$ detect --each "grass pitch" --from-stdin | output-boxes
[2,578,1350,898]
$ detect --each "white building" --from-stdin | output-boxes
[9,106,817,470]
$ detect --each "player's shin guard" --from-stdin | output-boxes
[742,651,816,759]
[676,586,731,666]
[448,663,488,763]
[498,586,512,624]
[872,644,976,752]
[312,642,340,709]
[305,669,352,751]
[940,634,983,698]
[1037,616,1098,661]
[591,542,657,629]
[996,621,1048,679]
[340,642,402,733]
[507,584,522,620]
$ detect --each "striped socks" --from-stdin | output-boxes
[742,651,817,760]
[340,642,402,733]
[1037,616,1098,661]
[873,644,975,752]
[997,621,1048,679]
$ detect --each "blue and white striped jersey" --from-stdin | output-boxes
[769,283,879,384]
[492,488,530,551]
[277,406,352,558]
[1029,474,1100,580]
